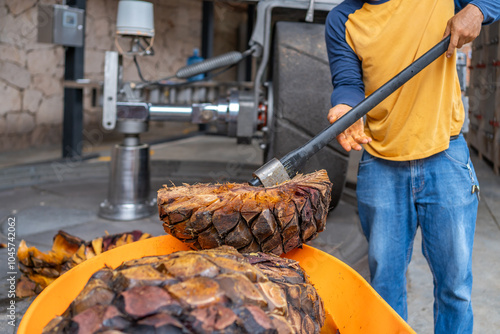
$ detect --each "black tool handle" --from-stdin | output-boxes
[266,36,451,185]
[249,36,451,186]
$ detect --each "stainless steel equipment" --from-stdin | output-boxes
[99,0,348,220]
[99,141,155,221]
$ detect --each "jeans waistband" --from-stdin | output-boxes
[450,133,461,141]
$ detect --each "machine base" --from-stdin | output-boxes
[99,142,156,221]
[98,199,157,221]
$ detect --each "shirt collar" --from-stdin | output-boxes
[366,0,391,4]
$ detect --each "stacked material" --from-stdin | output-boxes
[467,20,500,174]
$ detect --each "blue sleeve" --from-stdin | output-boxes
[455,0,500,24]
[325,1,365,108]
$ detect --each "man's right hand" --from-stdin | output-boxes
[443,4,484,58]
[327,104,371,152]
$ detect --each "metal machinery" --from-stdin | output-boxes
[99,0,349,220]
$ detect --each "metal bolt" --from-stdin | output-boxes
[201,109,214,121]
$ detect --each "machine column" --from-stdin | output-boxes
[99,121,156,221]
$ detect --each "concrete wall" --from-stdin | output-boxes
[0,0,247,152]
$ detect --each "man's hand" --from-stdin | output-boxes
[327,104,371,152]
[443,4,484,58]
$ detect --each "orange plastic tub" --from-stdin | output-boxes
[18,235,416,334]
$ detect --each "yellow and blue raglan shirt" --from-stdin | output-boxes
[325,0,500,161]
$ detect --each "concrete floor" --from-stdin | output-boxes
[0,135,499,333]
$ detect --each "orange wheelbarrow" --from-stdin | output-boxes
[18,235,416,334]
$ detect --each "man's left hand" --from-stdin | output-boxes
[443,4,484,58]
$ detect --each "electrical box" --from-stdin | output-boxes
[38,4,85,47]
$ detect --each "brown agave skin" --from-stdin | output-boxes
[158,170,332,256]
[43,246,325,334]
[16,230,151,298]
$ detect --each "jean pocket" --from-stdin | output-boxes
[442,138,480,200]
[443,138,470,169]
[358,150,377,165]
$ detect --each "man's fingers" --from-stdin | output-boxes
[442,22,451,39]
[328,104,352,124]
[337,133,352,152]
[338,132,365,151]
[352,134,363,144]
[330,106,369,152]
[347,136,362,151]
[456,36,466,49]
[447,32,460,58]
[352,133,369,144]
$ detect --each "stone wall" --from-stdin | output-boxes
[0,0,65,151]
[0,0,247,152]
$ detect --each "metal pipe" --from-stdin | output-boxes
[245,4,255,82]
[149,105,193,122]
[176,51,244,79]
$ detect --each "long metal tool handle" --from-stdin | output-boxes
[250,36,451,186]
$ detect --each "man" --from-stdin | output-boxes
[325,0,500,333]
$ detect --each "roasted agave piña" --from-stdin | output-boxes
[158,170,332,256]
[43,246,325,334]
[17,230,151,297]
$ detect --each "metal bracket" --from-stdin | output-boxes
[252,157,290,187]
[103,51,119,130]
[236,90,256,144]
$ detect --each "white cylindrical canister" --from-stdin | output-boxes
[116,0,154,37]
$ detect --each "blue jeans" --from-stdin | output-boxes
[356,135,478,334]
